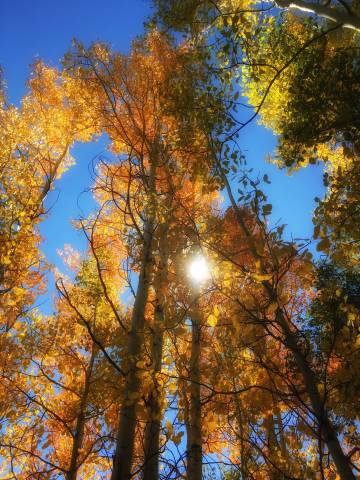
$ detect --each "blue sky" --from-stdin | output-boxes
[0,0,152,311]
[0,0,325,313]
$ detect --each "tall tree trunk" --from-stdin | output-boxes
[217,160,356,480]
[142,318,164,480]
[111,156,157,480]
[274,405,289,464]
[235,398,247,480]
[143,223,169,480]
[67,346,96,480]
[264,413,281,480]
[277,309,356,480]
[187,303,202,480]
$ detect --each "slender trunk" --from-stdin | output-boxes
[274,406,289,463]
[187,304,202,480]
[143,223,169,480]
[277,310,356,480]
[183,389,191,462]
[235,399,247,480]
[111,155,158,480]
[67,346,96,480]
[264,413,281,480]
[217,160,356,480]
[142,320,164,480]
[111,219,154,480]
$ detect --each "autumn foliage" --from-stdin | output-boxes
[0,7,359,480]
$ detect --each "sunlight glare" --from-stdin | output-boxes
[188,255,210,283]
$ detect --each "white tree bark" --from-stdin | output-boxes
[143,222,169,480]
[111,151,158,480]
[276,0,360,31]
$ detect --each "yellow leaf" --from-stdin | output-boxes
[163,355,172,365]
[166,420,173,438]
[348,425,356,434]
[252,272,273,282]
[207,314,217,327]
[174,326,187,336]
[268,302,278,314]
[172,431,184,446]
[316,237,330,252]
[224,279,231,288]
[168,383,177,395]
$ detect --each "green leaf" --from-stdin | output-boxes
[262,204,272,216]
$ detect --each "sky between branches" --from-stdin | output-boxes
[0,0,325,314]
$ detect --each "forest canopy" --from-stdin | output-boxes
[0,1,359,479]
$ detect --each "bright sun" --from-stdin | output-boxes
[188,255,211,283]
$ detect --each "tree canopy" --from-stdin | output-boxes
[0,2,359,479]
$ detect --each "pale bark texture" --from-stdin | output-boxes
[111,219,154,480]
[276,0,360,31]
[111,156,158,480]
[143,223,169,480]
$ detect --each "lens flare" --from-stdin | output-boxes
[188,255,210,283]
